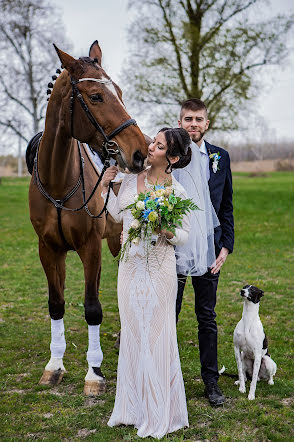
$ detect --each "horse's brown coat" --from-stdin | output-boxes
[29,41,147,325]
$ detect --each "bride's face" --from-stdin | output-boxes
[147,132,169,168]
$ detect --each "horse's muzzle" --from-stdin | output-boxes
[131,150,145,172]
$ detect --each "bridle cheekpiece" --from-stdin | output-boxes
[70,76,137,157]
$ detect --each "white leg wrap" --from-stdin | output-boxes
[86,324,103,367]
[49,318,66,359]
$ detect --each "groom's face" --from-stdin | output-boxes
[178,109,209,145]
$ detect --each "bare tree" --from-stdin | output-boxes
[0,0,71,153]
[122,0,294,133]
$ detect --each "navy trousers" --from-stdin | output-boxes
[176,271,219,384]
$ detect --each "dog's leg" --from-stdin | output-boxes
[248,354,261,400]
[264,356,276,385]
[268,375,274,385]
[234,346,246,393]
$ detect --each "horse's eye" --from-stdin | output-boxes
[90,94,103,103]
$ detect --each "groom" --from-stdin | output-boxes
[175,98,234,406]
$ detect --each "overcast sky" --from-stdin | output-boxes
[52,0,294,142]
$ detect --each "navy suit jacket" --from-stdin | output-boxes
[205,141,234,256]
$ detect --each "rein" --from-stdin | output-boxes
[34,139,112,218]
[34,75,136,219]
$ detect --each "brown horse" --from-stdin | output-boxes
[29,41,147,394]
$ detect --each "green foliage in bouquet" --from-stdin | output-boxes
[118,184,199,261]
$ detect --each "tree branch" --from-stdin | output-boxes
[0,120,28,142]
[206,59,267,106]
[0,74,32,116]
[158,0,189,96]
[200,0,258,48]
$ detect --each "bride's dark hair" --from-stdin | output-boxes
[158,127,191,173]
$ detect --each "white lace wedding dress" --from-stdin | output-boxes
[104,174,189,439]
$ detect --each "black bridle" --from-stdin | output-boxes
[34,75,137,219]
[70,76,137,159]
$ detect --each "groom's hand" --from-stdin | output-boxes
[210,247,229,274]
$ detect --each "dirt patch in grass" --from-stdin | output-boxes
[84,397,105,407]
[282,397,294,406]
[231,158,294,172]
[77,428,97,437]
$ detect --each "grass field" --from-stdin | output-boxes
[0,173,293,441]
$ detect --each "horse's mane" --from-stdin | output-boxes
[78,57,100,70]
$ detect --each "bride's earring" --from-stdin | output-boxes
[165,157,172,174]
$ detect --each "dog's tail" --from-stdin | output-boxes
[219,365,226,375]
[218,365,239,379]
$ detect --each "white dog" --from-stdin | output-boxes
[233,285,277,400]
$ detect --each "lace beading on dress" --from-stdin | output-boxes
[104,174,189,439]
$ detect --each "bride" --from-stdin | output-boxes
[101,128,191,438]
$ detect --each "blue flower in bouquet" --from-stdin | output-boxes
[119,182,199,262]
[143,209,152,220]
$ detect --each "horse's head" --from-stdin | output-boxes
[51,41,147,173]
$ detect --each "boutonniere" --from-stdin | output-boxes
[208,150,221,173]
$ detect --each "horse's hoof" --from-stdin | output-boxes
[39,368,65,386]
[84,379,106,396]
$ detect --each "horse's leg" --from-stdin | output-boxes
[77,237,106,395]
[38,239,67,386]
[107,233,121,349]
[107,233,121,257]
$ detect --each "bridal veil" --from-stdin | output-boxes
[172,144,219,276]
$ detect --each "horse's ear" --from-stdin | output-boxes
[53,44,77,73]
[89,40,102,65]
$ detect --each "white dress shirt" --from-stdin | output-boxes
[198,140,210,182]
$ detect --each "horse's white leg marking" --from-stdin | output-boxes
[45,318,66,372]
[85,324,104,381]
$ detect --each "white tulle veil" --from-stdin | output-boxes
[172,143,219,276]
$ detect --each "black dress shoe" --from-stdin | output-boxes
[204,381,225,407]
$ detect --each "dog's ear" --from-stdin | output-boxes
[256,289,264,303]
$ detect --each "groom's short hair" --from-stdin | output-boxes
[180,98,208,120]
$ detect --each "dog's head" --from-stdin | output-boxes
[240,285,264,304]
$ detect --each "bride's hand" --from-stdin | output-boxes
[101,166,118,191]
[159,229,174,240]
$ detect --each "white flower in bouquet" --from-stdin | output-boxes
[131,219,140,229]
[164,186,173,196]
[148,211,158,222]
[136,200,145,210]
[118,183,199,262]
[155,188,165,198]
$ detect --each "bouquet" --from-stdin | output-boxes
[119,184,199,261]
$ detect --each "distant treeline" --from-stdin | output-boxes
[1,142,294,175]
[224,141,294,162]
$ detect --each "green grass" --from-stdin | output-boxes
[0,173,293,441]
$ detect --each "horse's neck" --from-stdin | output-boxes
[38,128,79,193]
